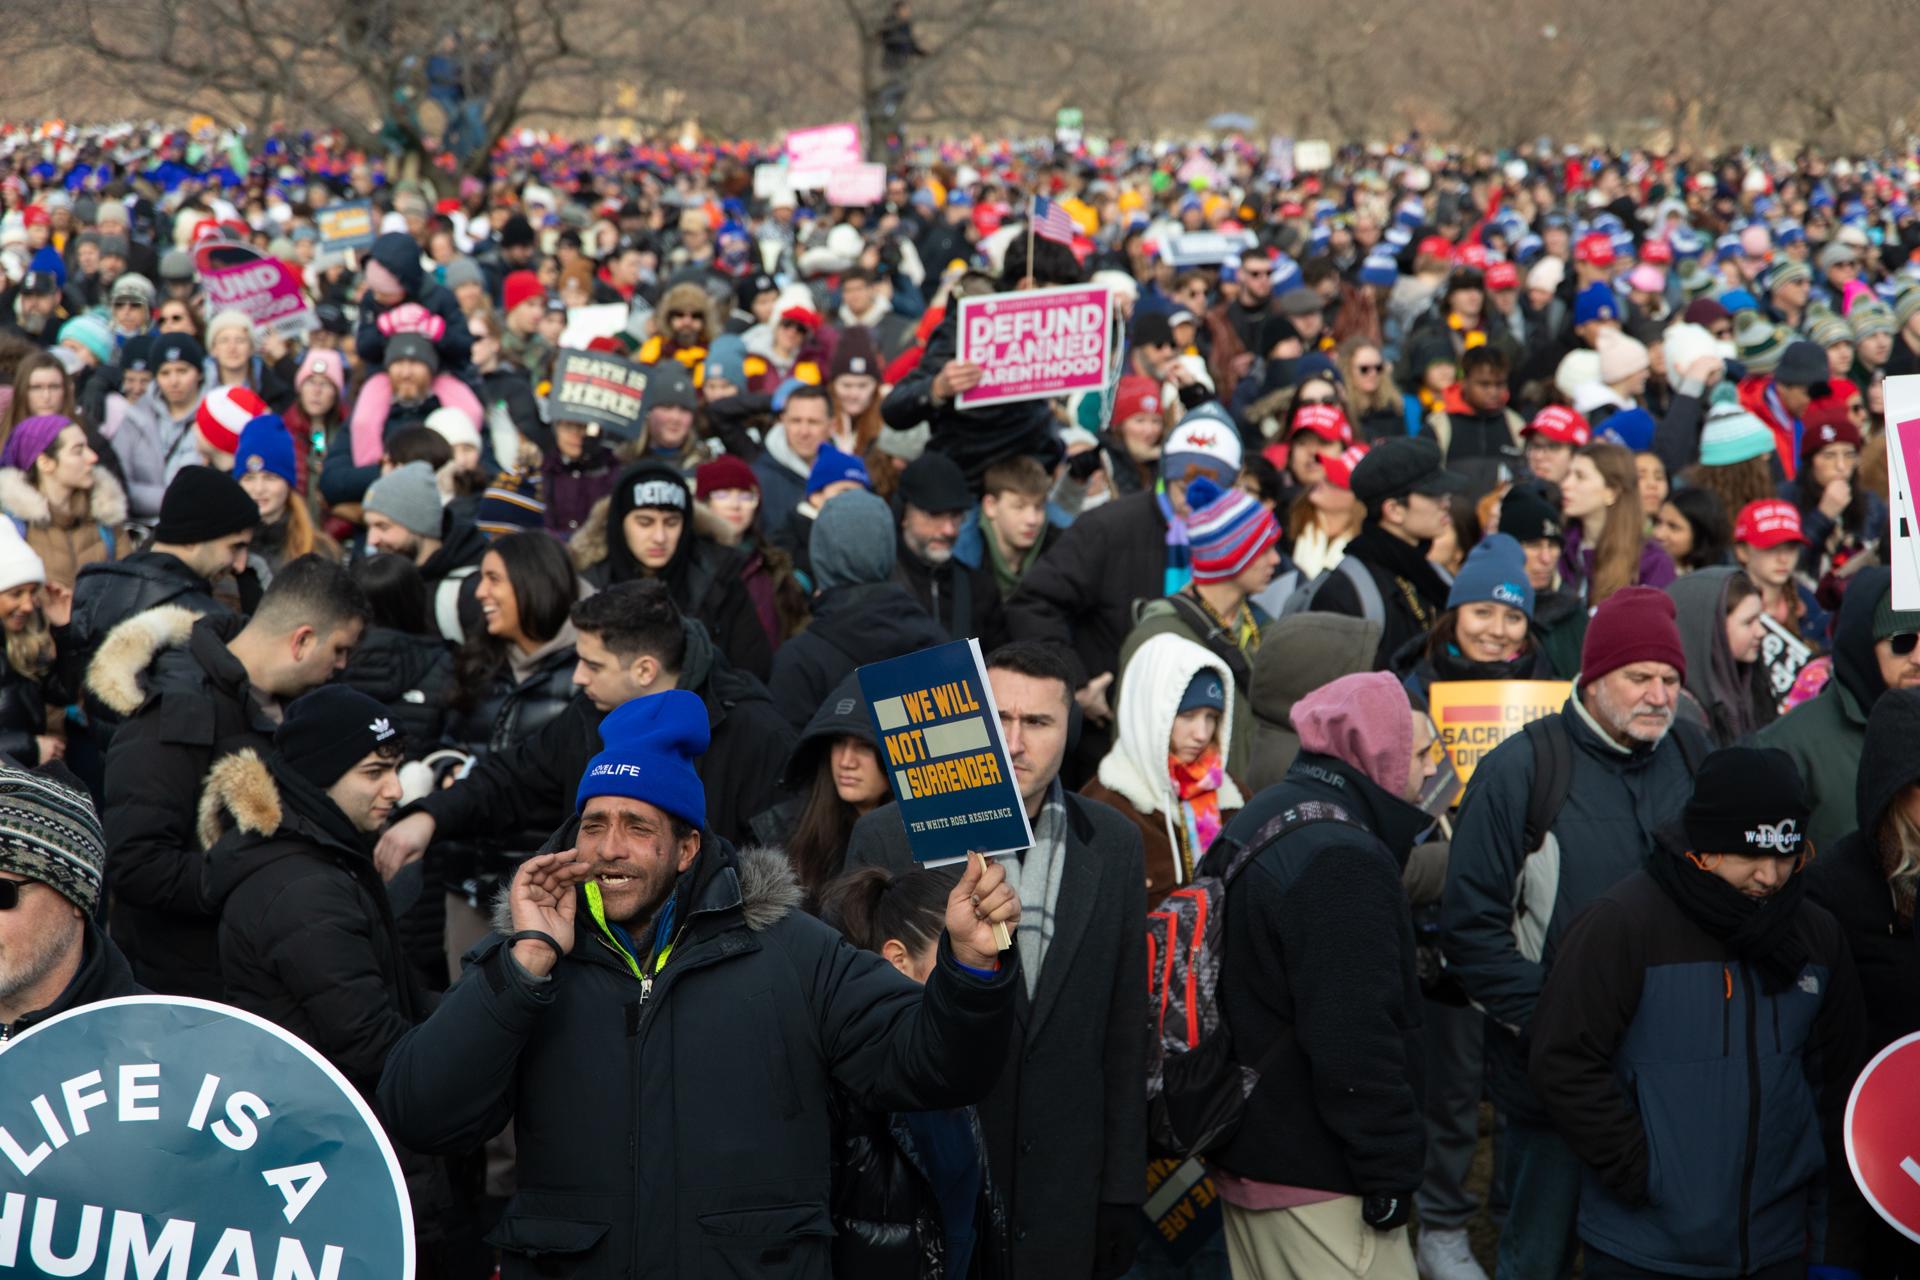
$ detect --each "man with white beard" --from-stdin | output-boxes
[1438,587,1711,1280]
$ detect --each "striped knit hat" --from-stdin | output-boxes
[197,384,270,457]
[1185,477,1280,584]
[0,760,104,913]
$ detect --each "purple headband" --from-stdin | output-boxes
[3,415,72,472]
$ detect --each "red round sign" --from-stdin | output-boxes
[1846,1030,1920,1244]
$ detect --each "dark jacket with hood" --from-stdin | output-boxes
[1668,567,1778,749]
[1309,522,1454,671]
[0,918,143,1043]
[1442,692,1705,1120]
[62,550,231,715]
[1756,565,1890,853]
[377,840,1020,1280]
[771,581,951,731]
[418,510,489,636]
[1005,489,1169,687]
[572,463,775,682]
[204,748,430,1098]
[90,607,277,998]
[338,626,457,748]
[1208,752,1428,1197]
[355,232,475,373]
[1243,613,1384,793]
[882,307,1061,488]
[749,671,880,852]
[413,619,794,849]
[1529,841,1867,1277]
[0,653,50,767]
[831,1092,1010,1280]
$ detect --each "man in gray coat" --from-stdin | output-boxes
[847,638,1149,1278]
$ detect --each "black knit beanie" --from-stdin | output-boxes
[153,465,262,545]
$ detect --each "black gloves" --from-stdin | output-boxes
[1091,1201,1143,1279]
[1067,446,1105,480]
[1361,1192,1413,1231]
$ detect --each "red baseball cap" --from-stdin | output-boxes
[1641,239,1674,266]
[21,206,48,229]
[1734,499,1808,549]
[1321,443,1370,490]
[778,305,822,331]
[1456,243,1491,270]
[1574,232,1616,267]
[1109,375,1161,428]
[1485,261,1520,291]
[1287,403,1353,444]
[1416,234,1454,261]
[1524,405,1591,446]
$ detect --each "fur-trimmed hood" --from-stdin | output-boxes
[84,603,202,717]
[196,748,282,850]
[0,464,128,529]
[489,843,804,939]
[569,493,613,571]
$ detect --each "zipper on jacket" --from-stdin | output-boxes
[1737,965,1760,1276]
[1722,966,1731,1056]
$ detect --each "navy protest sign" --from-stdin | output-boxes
[858,638,1034,866]
[0,996,413,1279]
[315,199,377,254]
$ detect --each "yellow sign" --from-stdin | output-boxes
[1426,680,1571,785]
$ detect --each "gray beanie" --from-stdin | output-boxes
[0,759,105,913]
[363,461,444,538]
[444,256,485,292]
[810,490,896,591]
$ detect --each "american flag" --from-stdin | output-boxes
[1031,195,1076,245]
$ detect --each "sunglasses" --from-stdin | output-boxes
[668,310,702,321]
[1354,362,1384,374]
[1240,267,1271,278]
[1297,395,1339,407]
[112,299,146,310]
[1892,632,1920,657]
[0,878,47,910]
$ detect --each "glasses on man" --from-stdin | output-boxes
[0,879,48,910]
[1891,632,1920,658]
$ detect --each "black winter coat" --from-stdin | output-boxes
[377,841,1021,1280]
[881,307,1062,488]
[1207,753,1429,1196]
[846,792,1149,1277]
[831,1095,1010,1280]
[415,619,795,850]
[62,550,229,718]
[91,608,276,998]
[445,642,577,868]
[0,655,49,767]
[337,626,457,748]
[1004,489,1166,687]
[892,538,1005,649]
[0,918,143,1043]
[204,750,431,1098]
[769,581,951,731]
[1309,523,1453,671]
[582,537,775,683]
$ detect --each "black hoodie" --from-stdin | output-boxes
[768,581,952,732]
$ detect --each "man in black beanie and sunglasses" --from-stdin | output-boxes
[1529,745,1868,1280]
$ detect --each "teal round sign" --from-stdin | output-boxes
[0,996,413,1278]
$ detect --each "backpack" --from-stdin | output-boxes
[1275,556,1387,627]
[1145,798,1362,1158]
[1517,713,1711,857]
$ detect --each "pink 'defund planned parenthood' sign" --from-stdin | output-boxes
[955,285,1113,409]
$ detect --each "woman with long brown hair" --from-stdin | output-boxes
[1684,397,1779,533]
[1558,441,1675,606]
[1337,336,1403,442]
[750,673,891,903]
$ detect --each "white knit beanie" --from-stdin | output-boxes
[0,521,46,593]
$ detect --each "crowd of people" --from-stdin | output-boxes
[2,118,1920,1280]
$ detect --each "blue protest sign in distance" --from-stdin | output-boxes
[0,996,413,1279]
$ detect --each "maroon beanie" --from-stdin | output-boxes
[1580,586,1687,685]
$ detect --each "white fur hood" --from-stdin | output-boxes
[84,604,202,717]
[1096,633,1244,840]
[0,464,128,529]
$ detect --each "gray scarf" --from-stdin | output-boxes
[1013,781,1068,998]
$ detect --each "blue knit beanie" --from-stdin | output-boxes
[235,415,299,488]
[805,442,871,498]
[576,689,711,827]
[1596,407,1656,453]
[1447,532,1535,618]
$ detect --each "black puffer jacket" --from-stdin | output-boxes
[62,550,229,719]
[90,608,276,998]
[337,626,457,748]
[377,840,1021,1280]
[769,581,952,731]
[204,749,431,1097]
[448,643,578,758]
[0,655,49,766]
[1005,490,1167,688]
[831,1093,1010,1280]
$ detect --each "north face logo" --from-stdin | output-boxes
[369,717,395,741]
